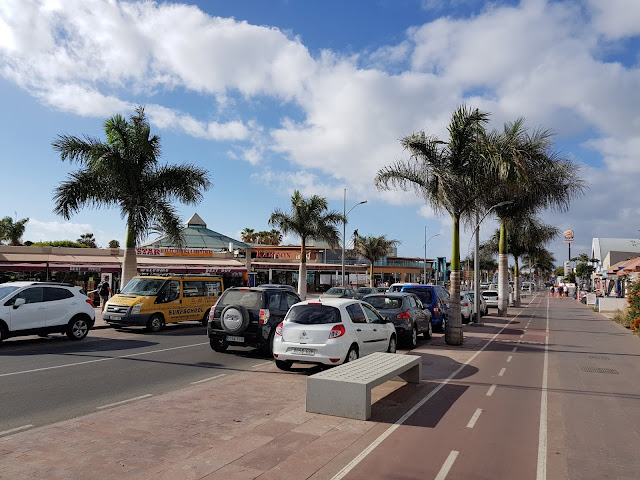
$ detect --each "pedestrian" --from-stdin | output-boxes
[563,284,568,297]
[557,286,562,297]
[550,285,555,297]
[94,276,113,312]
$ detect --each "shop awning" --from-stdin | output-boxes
[0,262,48,271]
[48,263,122,273]
[616,257,640,276]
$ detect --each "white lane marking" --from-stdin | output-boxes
[97,394,152,410]
[435,450,459,480]
[0,342,210,378]
[331,303,530,480]
[190,373,227,385]
[251,361,272,369]
[486,384,497,396]
[507,355,513,363]
[512,347,518,353]
[499,368,506,376]
[536,296,550,480]
[466,408,483,428]
[0,424,34,437]
[520,333,525,338]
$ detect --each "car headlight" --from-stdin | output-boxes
[131,303,142,315]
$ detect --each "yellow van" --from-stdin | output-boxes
[103,275,224,332]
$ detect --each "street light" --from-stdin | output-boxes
[342,189,367,287]
[471,201,512,324]
[424,227,440,283]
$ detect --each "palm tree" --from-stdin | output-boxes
[269,190,343,299]
[483,216,559,306]
[108,240,120,249]
[0,216,29,246]
[484,119,586,314]
[354,235,400,287]
[268,229,283,246]
[375,106,491,345]
[241,228,256,244]
[77,233,98,248]
[52,106,210,286]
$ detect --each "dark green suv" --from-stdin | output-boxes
[208,286,301,354]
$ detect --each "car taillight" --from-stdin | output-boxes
[275,322,283,336]
[396,311,411,319]
[259,309,270,325]
[86,299,94,308]
[461,302,469,307]
[209,310,215,321]
[433,305,439,315]
[329,324,345,338]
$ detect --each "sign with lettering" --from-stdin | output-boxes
[252,249,317,261]
[563,230,574,243]
[136,248,214,257]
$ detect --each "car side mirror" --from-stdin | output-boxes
[13,298,26,308]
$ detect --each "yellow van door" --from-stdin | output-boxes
[157,279,182,324]
[182,278,223,325]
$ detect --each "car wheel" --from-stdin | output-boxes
[66,316,89,341]
[146,314,165,333]
[408,326,418,349]
[0,324,6,343]
[387,335,397,353]
[440,315,447,333]
[424,320,433,340]
[344,345,359,363]
[275,359,293,371]
[210,337,228,352]
[220,305,250,334]
[484,307,489,316]
[201,309,210,326]
[262,329,276,356]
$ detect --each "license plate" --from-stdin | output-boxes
[102,315,110,320]
[291,348,314,356]
[226,335,245,343]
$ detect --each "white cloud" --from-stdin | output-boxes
[25,219,119,248]
[587,0,640,39]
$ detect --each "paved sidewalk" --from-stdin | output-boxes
[2,295,618,479]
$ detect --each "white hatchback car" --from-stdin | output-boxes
[0,282,95,343]
[482,290,499,308]
[272,298,396,370]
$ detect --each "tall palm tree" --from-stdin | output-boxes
[52,106,210,286]
[269,190,343,299]
[354,235,400,287]
[268,229,283,246]
[0,216,29,246]
[483,216,559,306]
[484,120,586,314]
[375,106,491,345]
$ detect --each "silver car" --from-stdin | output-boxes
[482,290,499,308]
[461,290,489,317]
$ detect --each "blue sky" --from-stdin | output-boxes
[1,0,640,266]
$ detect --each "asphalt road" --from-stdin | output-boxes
[0,322,274,433]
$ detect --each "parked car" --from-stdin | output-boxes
[272,298,396,370]
[208,286,301,354]
[482,290,499,308]
[354,287,379,299]
[398,285,450,332]
[387,282,420,293]
[320,287,358,300]
[461,290,488,317]
[362,292,432,348]
[460,292,472,323]
[0,282,95,343]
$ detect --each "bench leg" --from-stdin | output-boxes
[398,363,422,384]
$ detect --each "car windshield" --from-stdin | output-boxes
[287,304,341,324]
[0,285,19,301]
[219,290,262,309]
[466,292,475,299]
[403,288,433,304]
[120,278,166,296]
[484,291,498,297]
[363,296,403,310]
[357,287,373,294]
[325,288,344,295]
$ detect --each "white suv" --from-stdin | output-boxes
[0,282,95,343]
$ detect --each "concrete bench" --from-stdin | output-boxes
[306,352,422,420]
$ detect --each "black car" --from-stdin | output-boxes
[208,286,301,354]
[362,292,432,348]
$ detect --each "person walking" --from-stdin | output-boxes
[550,285,555,297]
[94,276,113,312]
[563,284,568,297]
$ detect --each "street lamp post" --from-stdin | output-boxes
[424,227,440,283]
[471,201,512,324]
[342,189,367,287]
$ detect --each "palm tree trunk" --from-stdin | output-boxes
[298,238,308,300]
[121,221,138,289]
[498,222,509,316]
[513,257,521,307]
[446,215,463,346]
[369,262,375,287]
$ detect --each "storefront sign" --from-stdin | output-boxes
[70,265,103,272]
[563,230,574,243]
[136,248,214,257]
[139,267,170,274]
[252,249,317,261]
